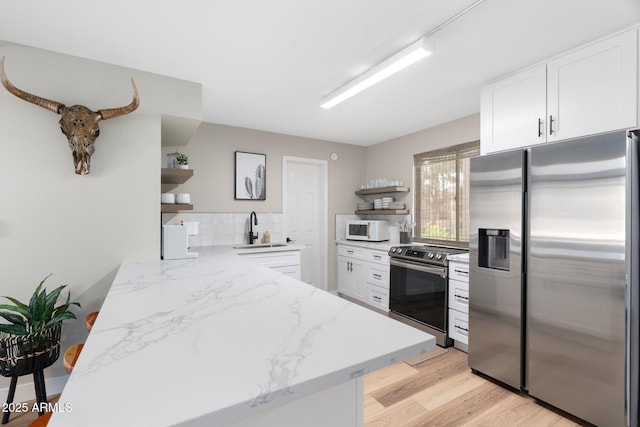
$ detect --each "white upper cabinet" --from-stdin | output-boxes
[481,64,547,154]
[547,29,638,142]
[481,27,638,154]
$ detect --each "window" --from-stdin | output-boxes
[413,140,479,247]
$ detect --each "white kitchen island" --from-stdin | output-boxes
[48,246,434,426]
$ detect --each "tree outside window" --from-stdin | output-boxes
[414,141,479,247]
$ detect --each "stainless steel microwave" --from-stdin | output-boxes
[345,220,389,242]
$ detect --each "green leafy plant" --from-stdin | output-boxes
[176,154,189,165]
[0,274,81,336]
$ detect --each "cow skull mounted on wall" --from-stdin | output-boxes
[0,57,140,175]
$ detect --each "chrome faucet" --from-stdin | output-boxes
[249,211,258,244]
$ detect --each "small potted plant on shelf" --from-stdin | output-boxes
[0,274,81,378]
[176,154,189,169]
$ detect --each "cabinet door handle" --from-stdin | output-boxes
[372,255,382,260]
[454,294,469,301]
[549,115,555,135]
[537,118,543,137]
[348,261,352,272]
[372,295,382,302]
[455,325,469,333]
[346,250,354,254]
[454,269,468,276]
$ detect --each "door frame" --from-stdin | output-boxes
[282,156,328,291]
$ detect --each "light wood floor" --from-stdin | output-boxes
[364,347,589,427]
[3,348,586,427]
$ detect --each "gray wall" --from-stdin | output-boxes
[162,122,367,290]
[366,113,480,188]
[0,41,202,399]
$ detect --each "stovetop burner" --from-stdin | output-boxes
[388,244,467,266]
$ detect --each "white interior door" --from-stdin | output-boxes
[283,156,327,290]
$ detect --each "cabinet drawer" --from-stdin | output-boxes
[368,265,389,288]
[240,250,301,268]
[449,261,469,283]
[337,245,367,260]
[367,284,389,312]
[448,310,469,344]
[367,250,389,265]
[448,279,469,313]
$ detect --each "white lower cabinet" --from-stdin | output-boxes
[448,260,469,351]
[366,284,389,312]
[448,310,469,344]
[338,257,367,301]
[337,244,390,312]
[238,250,301,280]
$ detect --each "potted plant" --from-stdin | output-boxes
[176,153,189,169]
[0,274,80,377]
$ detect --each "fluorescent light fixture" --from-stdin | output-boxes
[321,37,434,109]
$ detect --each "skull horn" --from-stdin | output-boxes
[0,56,65,114]
[98,79,140,120]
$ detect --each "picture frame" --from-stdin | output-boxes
[235,151,266,200]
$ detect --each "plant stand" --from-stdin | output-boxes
[0,322,61,424]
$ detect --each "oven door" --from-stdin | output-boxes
[389,258,448,332]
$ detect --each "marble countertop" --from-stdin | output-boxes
[335,239,410,251]
[447,252,470,263]
[49,246,434,426]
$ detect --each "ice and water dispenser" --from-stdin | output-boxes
[478,229,509,271]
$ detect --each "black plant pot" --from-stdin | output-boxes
[0,322,61,378]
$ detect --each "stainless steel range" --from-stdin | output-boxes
[388,245,467,347]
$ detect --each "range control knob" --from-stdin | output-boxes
[391,248,397,253]
[427,252,435,259]
[435,253,443,260]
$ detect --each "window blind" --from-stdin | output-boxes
[413,140,479,246]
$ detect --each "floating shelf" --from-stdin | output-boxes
[161,168,193,185]
[161,203,194,213]
[355,186,409,196]
[355,209,410,215]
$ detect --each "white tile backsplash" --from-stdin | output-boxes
[164,212,410,247]
[165,213,284,246]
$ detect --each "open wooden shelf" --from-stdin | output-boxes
[161,203,194,213]
[161,168,193,185]
[355,186,409,196]
[355,209,410,215]
[161,168,194,212]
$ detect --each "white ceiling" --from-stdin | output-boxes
[1,0,639,146]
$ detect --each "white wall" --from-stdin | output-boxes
[0,41,202,401]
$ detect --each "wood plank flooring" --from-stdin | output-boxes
[364,347,590,427]
[3,348,588,427]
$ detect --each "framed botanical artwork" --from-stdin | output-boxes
[235,151,266,200]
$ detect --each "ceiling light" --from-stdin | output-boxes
[320,37,434,109]
[320,0,487,109]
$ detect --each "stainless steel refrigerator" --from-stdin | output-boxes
[469,130,639,427]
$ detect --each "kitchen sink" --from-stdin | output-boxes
[232,243,288,249]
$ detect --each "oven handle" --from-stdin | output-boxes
[390,258,447,277]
